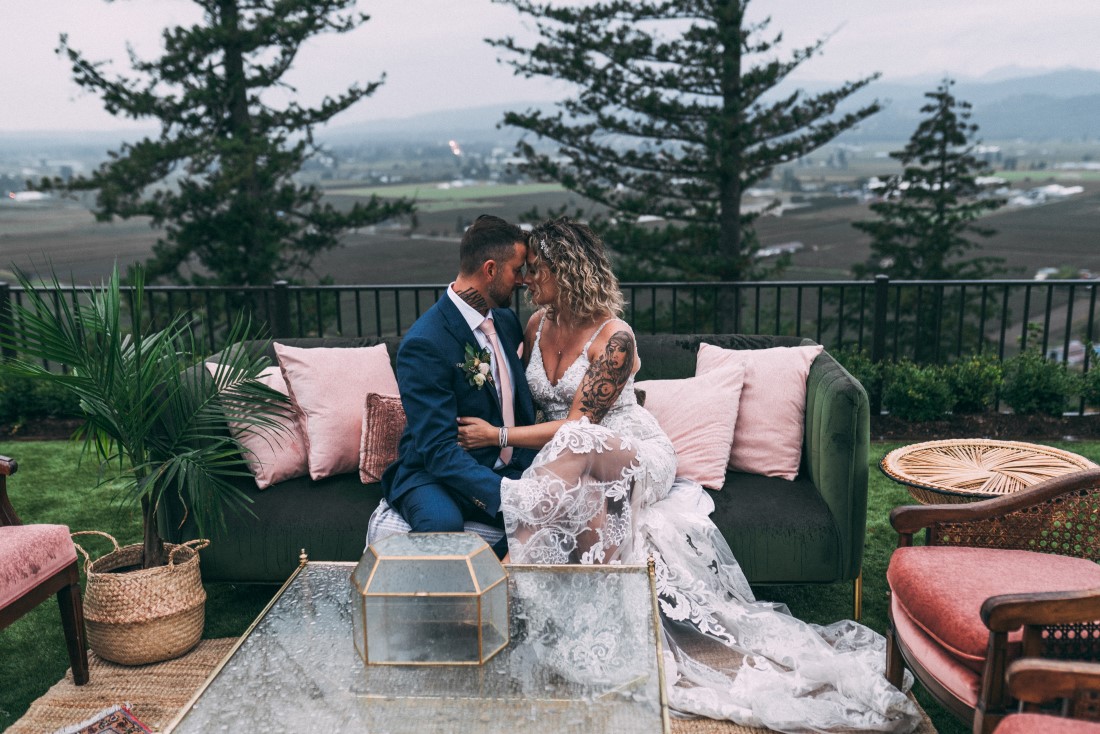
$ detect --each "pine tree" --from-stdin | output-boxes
[853,78,1005,279]
[55,0,413,285]
[490,0,881,293]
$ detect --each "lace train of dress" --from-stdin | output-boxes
[499,319,920,734]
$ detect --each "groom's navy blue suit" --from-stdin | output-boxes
[381,292,536,537]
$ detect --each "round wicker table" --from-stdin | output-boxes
[880,438,1098,504]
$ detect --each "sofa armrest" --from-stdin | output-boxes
[801,348,870,579]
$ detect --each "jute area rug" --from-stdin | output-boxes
[11,637,937,733]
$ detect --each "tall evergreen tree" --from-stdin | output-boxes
[853,78,1005,279]
[55,0,413,285]
[490,0,881,293]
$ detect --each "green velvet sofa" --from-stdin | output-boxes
[158,334,870,612]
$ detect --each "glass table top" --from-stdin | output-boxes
[166,562,669,733]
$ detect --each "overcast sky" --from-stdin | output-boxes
[3,0,1098,133]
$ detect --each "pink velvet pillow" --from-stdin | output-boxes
[359,393,406,484]
[695,343,823,480]
[205,363,308,489]
[274,343,399,480]
[635,361,745,490]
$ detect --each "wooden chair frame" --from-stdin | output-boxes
[1004,658,1100,724]
[0,455,89,685]
[885,468,1100,734]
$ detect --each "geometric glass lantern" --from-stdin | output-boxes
[351,532,509,666]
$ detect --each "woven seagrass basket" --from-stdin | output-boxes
[72,531,209,666]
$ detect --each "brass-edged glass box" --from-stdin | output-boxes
[351,532,509,665]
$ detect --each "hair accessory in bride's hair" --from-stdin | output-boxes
[538,237,553,262]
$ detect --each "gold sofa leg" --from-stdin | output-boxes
[853,567,863,622]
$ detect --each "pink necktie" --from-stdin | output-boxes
[478,318,514,465]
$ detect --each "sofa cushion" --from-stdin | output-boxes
[709,472,840,583]
[635,362,744,490]
[179,473,384,582]
[696,343,823,480]
[205,363,309,489]
[888,546,1100,672]
[0,524,76,608]
[275,342,399,480]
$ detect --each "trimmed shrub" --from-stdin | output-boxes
[882,360,954,421]
[834,349,881,398]
[1000,350,1077,416]
[0,374,82,425]
[1082,362,1100,409]
[946,353,1003,414]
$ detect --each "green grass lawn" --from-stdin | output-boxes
[2,438,1099,732]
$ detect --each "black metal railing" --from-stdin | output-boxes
[2,276,1097,376]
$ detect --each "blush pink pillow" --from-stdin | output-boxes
[204,364,308,489]
[696,343,823,480]
[635,361,745,490]
[274,343,399,480]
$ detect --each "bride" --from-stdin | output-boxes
[457,218,920,733]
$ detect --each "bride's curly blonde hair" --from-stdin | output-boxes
[528,217,624,323]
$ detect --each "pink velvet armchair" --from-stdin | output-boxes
[885,468,1100,734]
[0,455,88,685]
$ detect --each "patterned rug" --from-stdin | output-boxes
[10,637,936,733]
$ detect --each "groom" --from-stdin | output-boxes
[381,214,537,558]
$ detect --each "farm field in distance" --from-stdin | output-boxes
[2,176,1099,286]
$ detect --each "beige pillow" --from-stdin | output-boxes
[635,360,745,490]
[274,343,399,480]
[696,343,823,481]
[359,393,406,484]
[204,364,308,490]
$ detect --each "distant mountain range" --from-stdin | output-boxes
[835,68,1100,142]
[4,68,1099,153]
[324,67,1100,146]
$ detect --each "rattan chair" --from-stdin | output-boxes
[993,659,1100,732]
[885,468,1100,734]
[0,455,89,685]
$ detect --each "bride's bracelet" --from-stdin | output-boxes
[498,427,508,448]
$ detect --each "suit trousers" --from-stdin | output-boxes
[393,465,523,558]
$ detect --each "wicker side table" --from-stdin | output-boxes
[881,439,1098,504]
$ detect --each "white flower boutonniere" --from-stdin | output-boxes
[457,343,494,390]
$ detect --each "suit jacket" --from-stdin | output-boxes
[381,293,537,515]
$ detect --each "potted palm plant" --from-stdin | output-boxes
[0,265,289,663]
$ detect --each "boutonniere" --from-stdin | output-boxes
[457,343,494,390]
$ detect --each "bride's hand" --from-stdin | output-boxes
[457,416,497,449]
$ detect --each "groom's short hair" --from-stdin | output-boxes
[459,215,525,275]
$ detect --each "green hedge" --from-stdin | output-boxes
[0,373,82,425]
[835,348,1092,419]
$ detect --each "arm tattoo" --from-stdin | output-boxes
[578,330,635,422]
[455,287,489,315]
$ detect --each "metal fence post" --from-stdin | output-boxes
[0,282,14,360]
[870,274,889,415]
[272,280,291,339]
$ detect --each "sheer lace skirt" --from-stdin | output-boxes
[502,418,651,565]
[500,417,921,733]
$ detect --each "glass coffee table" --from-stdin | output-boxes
[165,558,669,733]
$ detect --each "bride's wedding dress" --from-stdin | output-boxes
[499,318,921,733]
